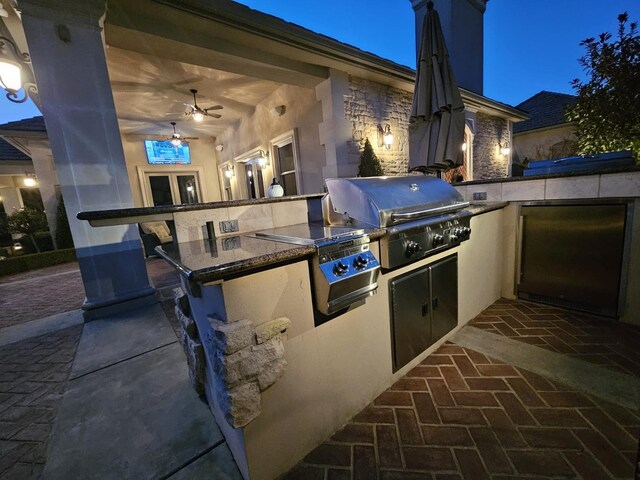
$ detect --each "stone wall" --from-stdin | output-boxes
[344,76,413,176]
[174,287,290,428]
[473,112,510,179]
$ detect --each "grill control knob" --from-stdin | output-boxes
[405,241,422,258]
[334,261,349,276]
[354,255,370,270]
[432,234,445,248]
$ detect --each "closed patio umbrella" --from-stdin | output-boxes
[408,1,465,173]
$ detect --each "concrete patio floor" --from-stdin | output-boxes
[2,264,639,480]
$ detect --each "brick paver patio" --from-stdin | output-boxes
[0,257,180,329]
[0,325,83,479]
[285,300,640,480]
[469,298,640,378]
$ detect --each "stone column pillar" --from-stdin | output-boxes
[18,0,155,319]
[315,69,354,178]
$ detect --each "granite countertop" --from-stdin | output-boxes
[155,203,499,285]
[157,226,385,284]
[77,193,324,223]
[467,202,508,216]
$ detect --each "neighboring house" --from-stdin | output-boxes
[0,116,59,240]
[512,91,578,165]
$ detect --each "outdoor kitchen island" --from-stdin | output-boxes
[79,191,507,480]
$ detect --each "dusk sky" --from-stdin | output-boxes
[0,0,638,124]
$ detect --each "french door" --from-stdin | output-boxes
[142,171,202,206]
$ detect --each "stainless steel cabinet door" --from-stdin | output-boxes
[430,255,459,343]
[519,204,627,317]
[390,266,431,371]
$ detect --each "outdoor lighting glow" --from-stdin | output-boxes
[170,138,182,147]
[501,146,510,156]
[258,156,267,167]
[462,142,467,152]
[186,185,194,192]
[0,59,21,92]
[23,176,36,187]
[247,170,252,177]
[193,111,204,122]
[13,242,22,251]
[383,124,394,149]
[225,166,233,179]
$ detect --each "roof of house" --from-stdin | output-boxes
[0,115,46,133]
[0,138,30,162]
[513,91,577,133]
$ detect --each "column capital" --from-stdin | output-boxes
[17,0,106,28]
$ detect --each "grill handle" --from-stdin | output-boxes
[391,202,470,221]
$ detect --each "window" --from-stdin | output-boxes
[234,148,269,200]
[271,130,301,196]
[220,164,233,201]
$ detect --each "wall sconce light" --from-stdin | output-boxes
[270,105,286,117]
[500,142,511,157]
[23,173,37,187]
[461,142,467,152]
[382,124,394,149]
[0,36,36,104]
[257,149,270,167]
[224,165,234,179]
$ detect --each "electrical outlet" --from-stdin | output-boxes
[472,192,487,201]
[219,220,239,233]
[222,236,242,251]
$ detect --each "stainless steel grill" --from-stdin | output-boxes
[322,176,472,269]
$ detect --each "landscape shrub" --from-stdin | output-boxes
[0,248,76,277]
[17,232,54,254]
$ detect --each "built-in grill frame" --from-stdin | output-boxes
[322,175,472,269]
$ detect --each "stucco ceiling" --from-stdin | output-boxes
[106,47,283,140]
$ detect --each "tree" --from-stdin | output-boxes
[358,138,384,177]
[566,13,640,160]
[7,207,48,253]
[55,196,74,249]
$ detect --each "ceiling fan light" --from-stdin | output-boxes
[171,138,182,147]
[193,111,204,122]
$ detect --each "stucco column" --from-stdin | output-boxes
[18,0,155,319]
[315,69,353,178]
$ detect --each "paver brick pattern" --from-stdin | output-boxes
[0,324,83,479]
[284,340,639,479]
[469,298,640,378]
[0,257,180,329]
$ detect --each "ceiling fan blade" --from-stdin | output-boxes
[204,105,223,112]
[183,103,196,109]
[183,136,200,140]
[208,113,222,119]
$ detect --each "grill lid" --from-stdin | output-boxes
[325,175,468,227]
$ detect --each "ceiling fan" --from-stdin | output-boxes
[184,89,223,121]
[166,122,198,146]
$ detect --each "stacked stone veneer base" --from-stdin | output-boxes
[174,288,290,428]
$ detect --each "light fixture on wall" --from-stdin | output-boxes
[462,142,467,152]
[500,141,511,157]
[224,164,234,179]
[257,149,270,167]
[23,173,37,187]
[0,36,36,104]
[270,105,286,117]
[380,124,394,149]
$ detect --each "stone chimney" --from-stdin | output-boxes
[410,0,487,94]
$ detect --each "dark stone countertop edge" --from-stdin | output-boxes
[454,165,640,187]
[156,242,317,284]
[467,202,509,216]
[77,193,324,221]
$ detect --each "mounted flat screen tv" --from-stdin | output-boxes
[144,140,191,165]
